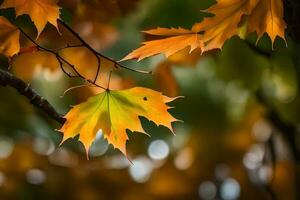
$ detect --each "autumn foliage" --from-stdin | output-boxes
[59,87,180,157]
[0,0,288,157]
[123,0,286,61]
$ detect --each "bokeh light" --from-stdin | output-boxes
[220,178,240,200]
[174,147,194,170]
[89,130,109,157]
[33,137,55,156]
[198,181,217,200]
[0,136,14,159]
[129,156,153,183]
[104,154,131,169]
[243,144,264,170]
[148,140,170,161]
[26,169,46,185]
[252,120,272,142]
[48,148,78,168]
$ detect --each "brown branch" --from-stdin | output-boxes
[58,19,152,75]
[0,68,65,124]
[18,28,107,90]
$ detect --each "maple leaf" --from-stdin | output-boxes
[59,87,180,157]
[247,0,286,44]
[122,0,286,61]
[191,0,259,52]
[0,16,20,57]
[1,0,60,37]
[121,27,203,61]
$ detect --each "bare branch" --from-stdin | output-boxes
[58,19,152,75]
[0,68,65,124]
[18,28,107,90]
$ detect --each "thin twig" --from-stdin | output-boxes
[60,83,92,98]
[94,56,101,83]
[19,28,107,90]
[52,44,84,51]
[58,19,152,75]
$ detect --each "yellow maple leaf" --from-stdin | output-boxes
[59,87,180,157]
[122,0,286,61]
[1,0,60,37]
[0,16,20,57]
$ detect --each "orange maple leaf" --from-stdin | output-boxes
[0,16,20,57]
[191,0,258,52]
[1,0,61,37]
[122,0,286,61]
[247,0,286,44]
[122,27,202,61]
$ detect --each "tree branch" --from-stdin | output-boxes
[0,68,65,124]
[18,28,108,90]
[58,19,152,75]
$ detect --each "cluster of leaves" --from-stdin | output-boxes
[0,0,288,158]
[0,0,60,57]
[0,0,179,157]
[123,0,286,61]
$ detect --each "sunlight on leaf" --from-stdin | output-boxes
[122,0,286,61]
[59,87,181,157]
[1,0,61,37]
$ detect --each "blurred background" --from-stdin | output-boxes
[0,0,299,199]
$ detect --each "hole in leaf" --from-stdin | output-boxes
[143,97,148,101]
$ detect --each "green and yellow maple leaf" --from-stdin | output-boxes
[59,87,180,157]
